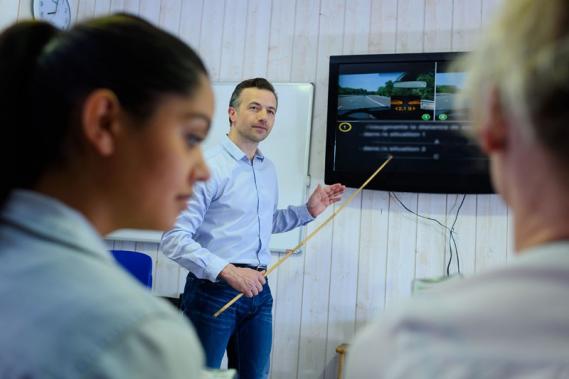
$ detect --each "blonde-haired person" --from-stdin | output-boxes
[346,1,569,377]
[0,14,213,379]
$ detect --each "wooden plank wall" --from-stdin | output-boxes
[2,1,508,378]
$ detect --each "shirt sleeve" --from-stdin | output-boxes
[88,316,205,379]
[160,179,229,282]
[272,204,315,234]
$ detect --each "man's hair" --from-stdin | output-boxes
[457,0,569,165]
[228,78,278,126]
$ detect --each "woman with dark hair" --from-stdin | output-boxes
[0,14,213,378]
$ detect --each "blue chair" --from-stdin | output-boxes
[110,250,153,288]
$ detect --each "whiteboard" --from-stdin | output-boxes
[107,82,314,253]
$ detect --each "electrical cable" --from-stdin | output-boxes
[390,193,466,276]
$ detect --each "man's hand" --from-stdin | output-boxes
[307,183,346,217]
[219,264,266,297]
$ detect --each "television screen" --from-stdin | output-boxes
[325,52,493,194]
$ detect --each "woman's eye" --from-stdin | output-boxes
[184,134,203,148]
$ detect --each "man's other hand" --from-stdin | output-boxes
[307,183,346,217]
[219,264,266,297]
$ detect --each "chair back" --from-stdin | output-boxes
[110,250,153,288]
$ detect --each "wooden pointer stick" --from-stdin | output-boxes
[213,155,393,318]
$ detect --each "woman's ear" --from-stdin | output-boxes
[81,89,122,156]
[479,87,508,154]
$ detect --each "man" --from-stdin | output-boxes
[161,78,345,379]
[346,1,569,378]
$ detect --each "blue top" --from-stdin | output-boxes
[161,136,314,282]
[0,190,204,379]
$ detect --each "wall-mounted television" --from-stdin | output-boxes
[325,52,493,194]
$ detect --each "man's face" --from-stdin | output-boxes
[228,87,277,144]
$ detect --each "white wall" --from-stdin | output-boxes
[2,1,509,378]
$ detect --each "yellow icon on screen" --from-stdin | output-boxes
[338,122,352,133]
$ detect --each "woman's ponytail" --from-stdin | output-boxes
[0,21,59,207]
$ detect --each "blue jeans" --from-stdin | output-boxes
[181,272,273,379]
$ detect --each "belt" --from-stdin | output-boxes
[232,263,268,271]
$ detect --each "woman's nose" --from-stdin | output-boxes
[191,149,210,183]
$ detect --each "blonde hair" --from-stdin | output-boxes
[459,0,569,163]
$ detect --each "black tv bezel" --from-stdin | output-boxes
[324,52,494,194]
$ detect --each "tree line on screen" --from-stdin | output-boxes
[339,72,459,100]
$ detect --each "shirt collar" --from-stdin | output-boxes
[221,135,265,162]
[1,189,112,263]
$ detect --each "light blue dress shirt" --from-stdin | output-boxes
[0,190,204,379]
[161,136,314,282]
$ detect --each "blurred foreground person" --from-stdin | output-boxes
[0,14,213,379]
[347,1,569,377]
